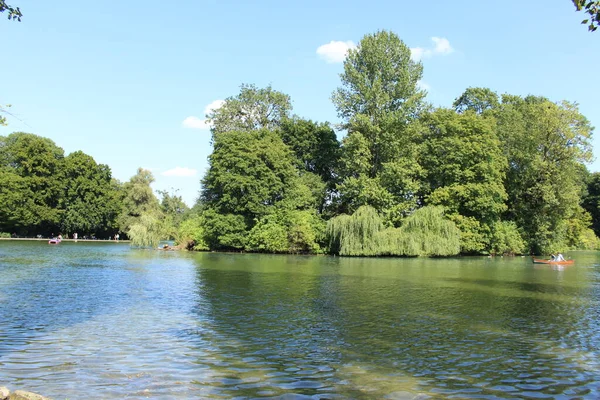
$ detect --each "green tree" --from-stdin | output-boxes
[573,0,600,31]
[201,129,300,250]
[420,108,508,253]
[326,205,460,257]
[59,151,121,236]
[128,213,168,248]
[583,172,600,237]
[0,0,21,21]
[117,168,161,234]
[332,30,426,221]
[0,132,65,234]
[489,221,526,256]
[0,168,37,234]
[279,117,340,186]
[333,30,425,175]
[175,215,209,250]
[202,129,298,219]
[207,84,292,136]
[453,87,499,115]
[497,95,593,253]
[158,189,189,238]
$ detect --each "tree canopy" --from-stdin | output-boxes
[2,29,598,257]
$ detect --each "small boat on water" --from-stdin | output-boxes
[48,238,61,245]
[532,258,574,265]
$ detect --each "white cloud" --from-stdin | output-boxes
[162,167,198,177]
[204,99,225,115]
[182,116,209,129]
[411,37,454,61]
[182,99,225,130]
[417,80,431,91]
[431,37,453,55]
[316,40,356,63]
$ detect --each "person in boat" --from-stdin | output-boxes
[556,253,565,261]
[550,254,556,261]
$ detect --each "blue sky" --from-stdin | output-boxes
[1,0,599,206]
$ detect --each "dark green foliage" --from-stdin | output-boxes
[420,109,508,252]
[246,208,325,254]
[453,87,499,115]
[0,132,124,238]
[0,133,65,234]
[573,0,600,31]
[59,151,121,236]
[279,118,340,186]
[0,0,22,21]
[202,129,298,218]
[497,96,593,254]
[202,209,248,251]
[333,31,426,220]
[583,172,600,237]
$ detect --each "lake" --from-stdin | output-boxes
[1,241,599,399]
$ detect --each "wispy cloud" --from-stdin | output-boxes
[411,37,454,61]
[417,80,431,91]
[316,40,356,63]
[161,167,198,177]
[182,99,225,130]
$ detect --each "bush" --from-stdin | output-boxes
[247,210,325,254]
[0,232,11,238]
[326,205,460,257]
[128,213,168,248]
[202,209,248,251]
[175,216,209,251]
[489,221,526,255]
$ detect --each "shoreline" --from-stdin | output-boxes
[0,237,131,243]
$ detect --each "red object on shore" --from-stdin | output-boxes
[532,258,574,265]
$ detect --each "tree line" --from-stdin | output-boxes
[1,30,599,256]
[0,132,188,243]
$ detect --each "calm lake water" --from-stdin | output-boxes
[0,242,599,399]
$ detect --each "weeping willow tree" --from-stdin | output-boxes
[326,206,384,256]
[128,213,167,248]
[397,206,461,256]
[326,205,460,257]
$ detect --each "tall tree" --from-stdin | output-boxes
[453,87,499,115]
[158,189,189,238]
[332,30,425,175]
[0,132,64,234]
[420,108,508,253]
[498,95,593,253]
[583,172,600,237]
[206,84,292,136]
[279,117,340,186]
[332,30,426,222]
[117,168,161,234]
[59,151,121,236]
[202,129,298,219]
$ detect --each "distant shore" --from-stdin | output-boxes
[0,237,131,243]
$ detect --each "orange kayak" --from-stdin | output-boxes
[532,258,574,265]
